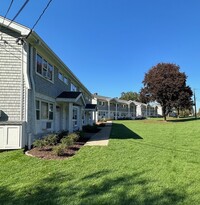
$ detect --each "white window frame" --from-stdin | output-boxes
[35,100,54,121]
[58,71,68,85]
[73,107,78,128]
[36,100,40,120]
[36,53,54,82]
[71,83,77,91]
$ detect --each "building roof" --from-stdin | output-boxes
[0,15,91,96]
[56,91,86,106]
[85,104,97,111]
[92,94,111,101]
[57,91,82,99]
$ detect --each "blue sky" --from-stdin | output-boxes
[1,0,200,109]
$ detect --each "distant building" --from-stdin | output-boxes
[92,94,162,121]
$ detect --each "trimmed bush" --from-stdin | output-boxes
[53,144,65,156]
[56,130,69,142]
[61,133,79,147]
[44,134,57,146]
[61,137,74,147]
[32,139,46,149]
[68,133,79,142]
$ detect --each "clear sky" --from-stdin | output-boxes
[1,0,200,109]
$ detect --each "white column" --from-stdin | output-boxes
[128,104,131,118]
[115,103,118,120]
[62,104,67,130]
[108,100,110,119]
[79,106,82,130]
[68,103,73,133]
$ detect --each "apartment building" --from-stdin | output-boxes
[0,16,96,149]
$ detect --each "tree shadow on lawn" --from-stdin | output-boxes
[167,117,200,123]
[0,169,188,205]
[110,123,143,140]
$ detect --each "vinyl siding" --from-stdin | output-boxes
[32,48,91,102]
[0,27,22,121]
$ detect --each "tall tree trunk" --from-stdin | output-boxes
[162,106,167,121]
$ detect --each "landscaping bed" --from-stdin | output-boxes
[26,124,102,160]
[26,136,90,160]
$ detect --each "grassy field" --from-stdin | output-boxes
[1,118,200,204]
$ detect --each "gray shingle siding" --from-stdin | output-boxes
[0,28,22,121]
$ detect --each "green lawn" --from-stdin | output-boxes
[1,119,200,205]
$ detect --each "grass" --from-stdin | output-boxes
[1,118,200,204]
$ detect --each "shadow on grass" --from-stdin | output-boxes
[110,123,143,139]
[0,170,187,205]
[167,117,200,123]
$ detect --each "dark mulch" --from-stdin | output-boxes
[26,136,90,160]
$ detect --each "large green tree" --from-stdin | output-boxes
[140,63,193,120]
[120,91,140,101]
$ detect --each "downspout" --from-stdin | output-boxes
[27,44,36,149]
[19,39,31,149]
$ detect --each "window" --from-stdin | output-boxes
[58,72,63,81]
[36,101,54,120]
[49,103,53,120]
[42,59,48,77]
[58,72,68,84]
[36,54,54,81]
[36,100,40,120]
[41,102,48,119]
[63,77,68,84]
[73,107,78,127]
[47,63,53,81]
[36,54,42,74]
[99,101,105,106]
[71,83,77,91]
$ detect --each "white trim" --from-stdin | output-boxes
[0,16,30,36]
[35,52,54,84]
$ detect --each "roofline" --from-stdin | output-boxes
[0,15,30,35]
[29,31,92,96]
[0,16,91,96]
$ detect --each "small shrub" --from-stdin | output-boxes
[53,144,65,156]
[68,133,79,142]
[57,130,69,142]
[76,131,84,138]
[61,137,74,147]
[44,134,57,146]
[32,139,46,149]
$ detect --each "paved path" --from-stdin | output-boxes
[85,121,112,146]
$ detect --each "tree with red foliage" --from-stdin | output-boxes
[173,86,193,117]
[140,63,193,120]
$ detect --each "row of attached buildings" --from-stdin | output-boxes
[92,94,162,121]
[0,16,162,150]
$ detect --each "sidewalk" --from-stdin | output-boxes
[85,121,112,146]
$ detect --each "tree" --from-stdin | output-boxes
[120,91,140,101]
[140,63,193,120]
[173,86,193,117]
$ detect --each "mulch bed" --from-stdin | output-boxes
[26,136,90,160]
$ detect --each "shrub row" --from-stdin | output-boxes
[53,133,80,156]
[32,132,80,156]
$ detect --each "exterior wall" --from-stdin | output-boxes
[0,20,94,149]
[29,45,92,137]
[94,96,138,120]
[0,27,23,121]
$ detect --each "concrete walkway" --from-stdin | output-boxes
[85,121,112,146]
